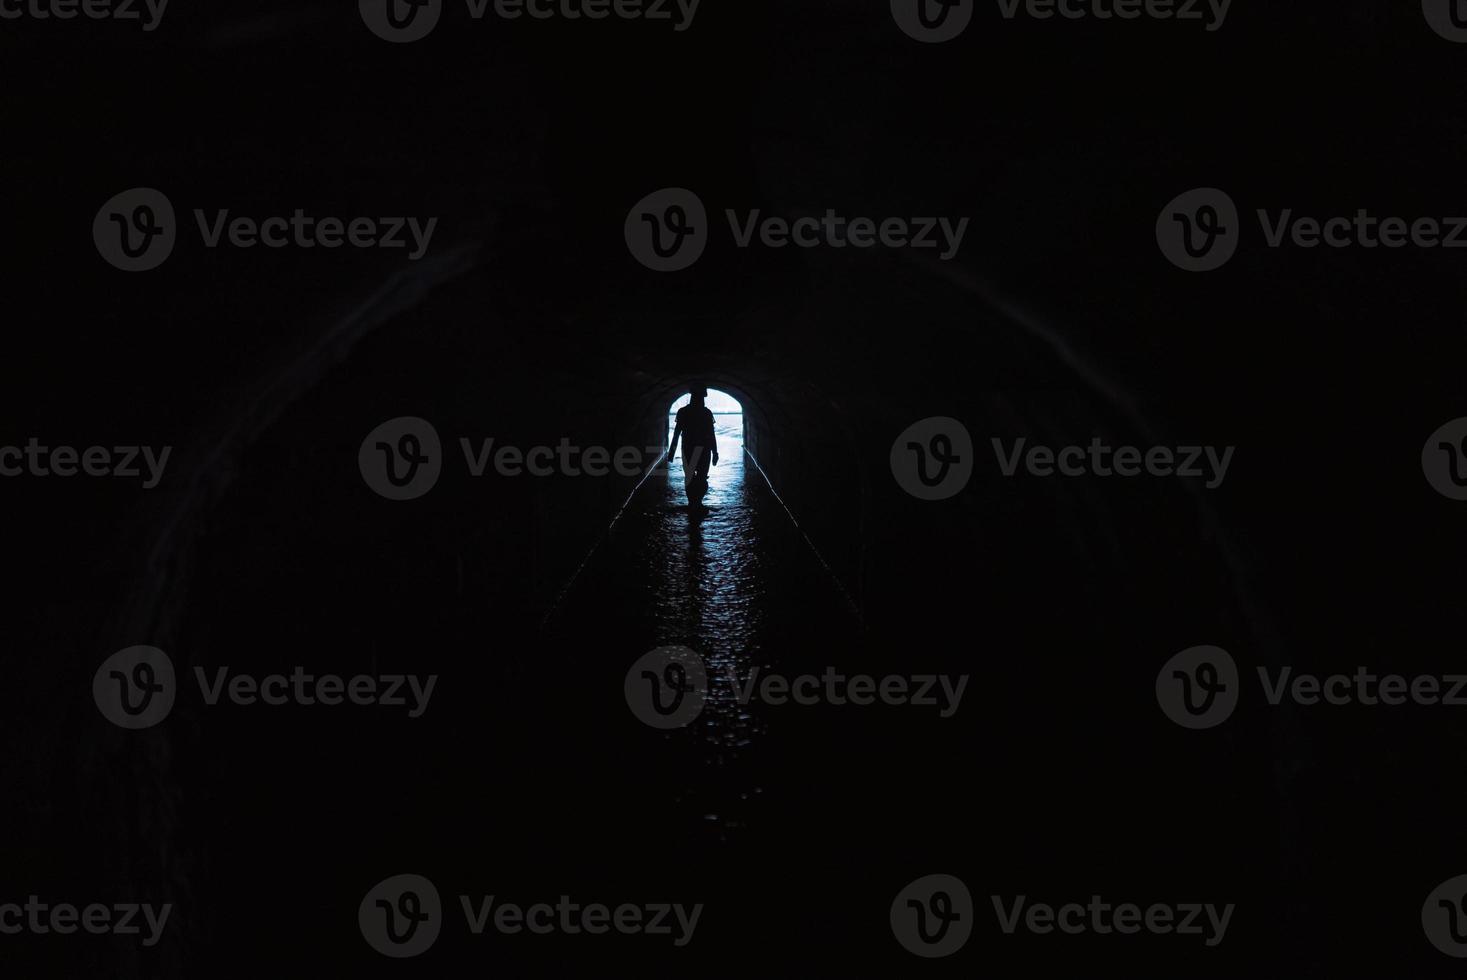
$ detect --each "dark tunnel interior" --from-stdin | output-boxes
[6,1,1467,976]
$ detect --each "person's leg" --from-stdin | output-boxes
[682,445,702,502]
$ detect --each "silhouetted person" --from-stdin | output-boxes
[668,385,718,504]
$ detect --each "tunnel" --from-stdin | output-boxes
[35,217,1282,977]
[18,1,1455,975]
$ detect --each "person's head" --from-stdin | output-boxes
[690,384,706,406]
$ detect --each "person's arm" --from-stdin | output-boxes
[668,414,683,460]
[709,411,719,464]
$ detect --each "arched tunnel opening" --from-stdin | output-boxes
[665,386,743,446]
[664,385,745,506]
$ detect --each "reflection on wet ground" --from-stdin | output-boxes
[172,396,963,973]
[544,416,862,841]
[652,417,764,657]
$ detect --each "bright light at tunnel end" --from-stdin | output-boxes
[667,388,743,415]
